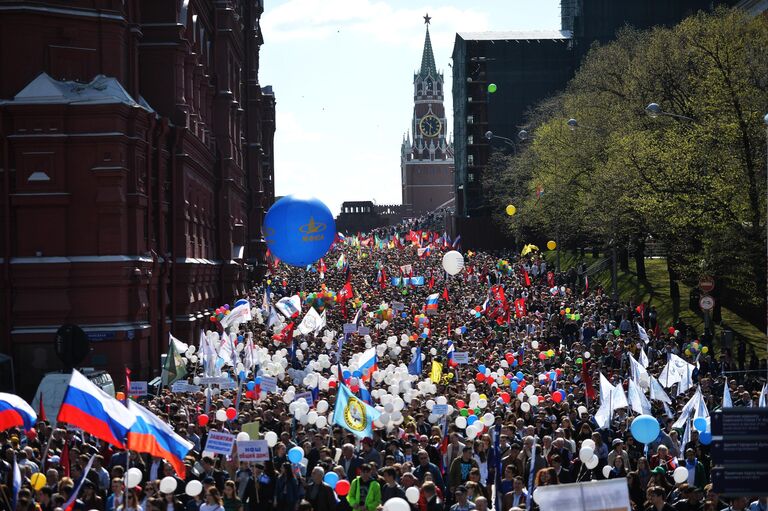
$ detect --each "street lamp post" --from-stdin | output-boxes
[764,113,768,381]
[645,103,695,122]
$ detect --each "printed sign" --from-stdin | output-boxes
[242,421,260,440]
[343,323,358,334]
[200,377,230,385]
[204,431,236,455]
[219,380,237,390]
[129,381,148,396]
[237,440,270,462]
[453,352,470,364]
[260,376,278,393]
[357,326,370,336]
[432,404,448,416]
[294,391,314,407]
[172,381,190,393]
[391,302,405,311]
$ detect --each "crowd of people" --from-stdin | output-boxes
[1,213,767,511]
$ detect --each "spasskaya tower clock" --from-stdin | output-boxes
[400,14,454,217]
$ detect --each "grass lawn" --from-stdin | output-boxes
[542,250,767,358]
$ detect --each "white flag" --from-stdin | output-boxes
[639,347,649,369]
[722,378,733,408]
[650,376,672,404]
[276,295,302,318]
[629,354,650,391]
[220,302,252,329]
[673,387,703,429]
[637,323,650,343]
[297,307,324,336]
[628,378,652,415]
[759,383,767,407]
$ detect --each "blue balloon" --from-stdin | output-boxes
[510,381,518,391]
[343,370,351,380]
[516,371,524,380]
[287,447,303,464]
[323,471,339,488]
[699,431,712,445]
[478,364,486,373]
[254,377,261,384]
[263,195,336,266]
[238,371,246,381]
[512,359,518,367]
[246,381,256,391]
[549,371,556,380]
[401,312,407,318]
[352,370,363,379]
[693,417,708,433]
[630,414,661,444]
[467,415,478,426]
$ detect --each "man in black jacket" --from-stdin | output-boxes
[304,467,337,511]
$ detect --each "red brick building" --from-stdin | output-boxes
[400,15,455,217]
[0,0,275,393]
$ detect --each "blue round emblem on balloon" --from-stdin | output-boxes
[263,195,336,266]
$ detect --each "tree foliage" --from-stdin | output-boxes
[488,8,768,314]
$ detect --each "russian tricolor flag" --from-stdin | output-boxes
[426,293,439,312]
[0,392,37,431]
[358,348,378,382]
[57,370,136,449]
[127,400,193,477]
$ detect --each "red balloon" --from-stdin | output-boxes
[350,385,360,393]
[456,400,466,409]
[245,390,254,399]
[500,392,511,403]
[449,359,458,368]
[329,380,337,388]
[552,391,563,403]
[486,377,495,385]
[476,373,485,382]
[335,480,350,496]
[468,409,475,415]
[198,414,209,427]
[25,428,37,440]
[668,326,676,334]
[538,352,547,360]
[226,407,237,420]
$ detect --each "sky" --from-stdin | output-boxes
[260,0,562,216]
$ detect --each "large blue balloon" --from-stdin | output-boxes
[287,447,304,464]
[699,431,712,445]
[693,417,708,433]
[323,471,339,488]
[264,195,336,266]
[630,414,661,444]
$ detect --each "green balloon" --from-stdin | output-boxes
[614,329,621,336]
[488,83,497,93]
[576,358,583,364]
[460,409,469,417]
[474,408,481,416]
[575,314,581,320]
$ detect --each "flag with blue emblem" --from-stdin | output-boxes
[332,383,380,439]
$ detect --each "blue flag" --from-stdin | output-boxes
[332,383,380,439]
[408,346,423,376]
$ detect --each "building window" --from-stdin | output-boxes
[468,173,475,183]
[468,155,474,165]
[467,135,474,145]
[467,115,474,124]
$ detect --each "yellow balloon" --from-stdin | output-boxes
[505,205,517,216]
[565,308,571,314]
[547,240,557,250]
[31,473,47,491]
[702,346,709,353]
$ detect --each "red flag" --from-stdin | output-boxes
[523,269,531,287]
[272,322,296,344]
[339,281,353,302]
[428,273,435,290]
[61,443,71,478]
[547,271,555,288]
[514,298,527,318]
[379,267,387,289]
[442,287,449,302]
[38,392,47,422]
[582,362,596,400]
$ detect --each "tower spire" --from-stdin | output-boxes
[419,14,437,77]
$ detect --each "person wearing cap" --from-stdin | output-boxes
[607,438,632,472]
[346,463,381,511]
[450,485,475,511]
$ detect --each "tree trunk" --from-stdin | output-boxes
[634,239,647,281]
[668,260,680,321]
[619,246,629,272]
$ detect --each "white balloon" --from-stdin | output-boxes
[215,409,227,422]
[521,402,531,412]
[531,340,539,349]
[429,348,437,356]
[125,467,143,487]
[442,250,465,276]
[160,476,178,494]
[528,395,539,406]
[185,480,203,497]
[436,396,448,405]
[579,447,594,462]
[405,486,421,504]
[236,432,250,442]
[466,425,479,439]
[455,416,467,429]
[584,351,591,359]
[673,466,689,484]
[577,406,588,416]
[585,455,599,469]
[265,431,278,447]
[307,411,318,424]
[383,497,411,511]
[482,413,495,426]
[524,385,535,397]
[317,400,329,414]
[602,465,612,478]
[315,415,328,428]
[478,398,488,409]
[193,376,201,385]
[581,439,596,451]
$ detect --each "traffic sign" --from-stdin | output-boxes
[712,408,768,437]
[699,276,715,293]
[711,466,768,496]
[699,295,715,311]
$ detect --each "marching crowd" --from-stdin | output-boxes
[1,215,767,511]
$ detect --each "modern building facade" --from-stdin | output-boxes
[0,0,275,393]
[451,0,739,248]
[400,16,454,217]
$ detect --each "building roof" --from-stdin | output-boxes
[457,29,573,41]
[419,25,438,77]
[1,72,153,111]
